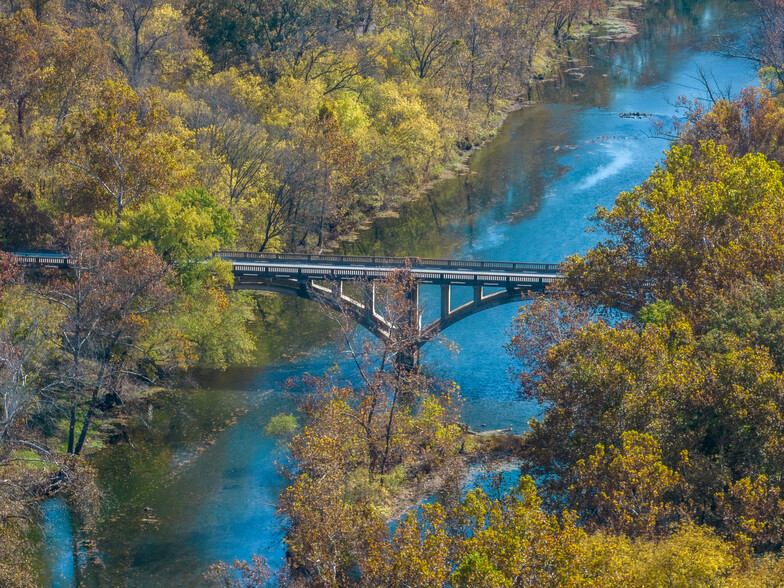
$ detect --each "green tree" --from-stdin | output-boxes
[565,141,784,316]
[102,188,256,369]
[109,187,235,291]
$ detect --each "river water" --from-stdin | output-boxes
[42,1,758,584]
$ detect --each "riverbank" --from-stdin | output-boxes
[337,0,648,245]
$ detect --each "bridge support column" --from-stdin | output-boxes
[473,286,483,305]
[408,283,420,335]
[395,351,420,371]
[364,283,375,318]
[395,283,421,371]
[331,280,343,298]
[441,285,451,322]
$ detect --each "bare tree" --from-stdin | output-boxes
[0,297,59,441]
[729,0,784,93]
[35,219,175,455]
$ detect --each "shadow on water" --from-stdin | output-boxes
[43,1,759,585]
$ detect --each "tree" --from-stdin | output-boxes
[55,79,191,219]
[449,0,514,110]
[265,104,374,251]
[0,252,18,292]
[735,0,784,94]
[507,299,784,546]
[366,502,452,587]
[110,187,236,292]
[36,218,176,455]
[186,0,366,79]
[677,88,784,167]
[705,274,784,370]
[715,475,784,551]
[202,114,275,207]
[564,142,784,317]
[0,11,63,141]
[0,177,53,249]
[101,186,256,369]
[365,477,590,588]
[172,286,256,369]
[571,431,679,538]
[105,0,188,87]
[550,0,604,46]
[0,11,109,141]
[295,105,375,249]
[277,268,464,583]
[281,470,388,586]
[0,290,60,441]
[506,294,597,397]
[399,1,458,80]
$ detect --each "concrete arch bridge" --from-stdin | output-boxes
[217,251,564,349]
[14,250,565,359]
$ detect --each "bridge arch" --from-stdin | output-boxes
[235,278,394,343]
[234,275,547,350]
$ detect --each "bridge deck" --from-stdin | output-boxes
[220,251,563,289]
[232,261,563,288]
[11,251,564,289]
[217,251,561,274]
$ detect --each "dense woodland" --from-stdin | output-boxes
[6,0,784,586]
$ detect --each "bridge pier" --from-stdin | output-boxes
[408,283,421,335]
[364,283,376,319]
[395,349,420,371]
[397,283,421,370]
[441,285,451,322]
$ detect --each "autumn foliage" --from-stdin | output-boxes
[9,0,784,585]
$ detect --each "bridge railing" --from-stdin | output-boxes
[9,250,564,277]
[12,253,70,267]
[232,263,565,287]
[216,251,562,274]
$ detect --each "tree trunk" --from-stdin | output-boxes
[73,390,97,455]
